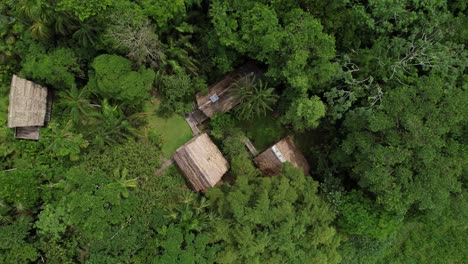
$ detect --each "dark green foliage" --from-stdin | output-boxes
[0,216,39,263]
[210,113,236,140]
[209,1,338,92]
[338,191,402,240]
[87,100,140,148]
[0,169,40,210]
[233,78,278,120]
[335,74,467,215]
[1,0,467,262]
[207,164,341,263]
[235,114,285,151]
[158,72,194,115]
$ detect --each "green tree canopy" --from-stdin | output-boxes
[209,1,338,92]
[88,54,155,105]
[21,45,80,89]
[334,73,467,215]
[56,0,112,21]
[207,164,341,264]
[282,96,326,132]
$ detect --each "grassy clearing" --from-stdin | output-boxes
[236,113,286,152]
[143,98,193,158]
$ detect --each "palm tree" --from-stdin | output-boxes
[110,168,138,198]
[90,100,141,148]
[233,76,279,120]
[72,18,100,47]
[158,36,199,77]
[44,121,89,161]
[58,85,97,127]
[8,0,75,40]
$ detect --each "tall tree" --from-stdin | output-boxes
[207,164,341,264]
[209,1,338,92]
[21,45,80,89]
[333,73,467,215]
[282,96,326,132]
[87,54,155,105]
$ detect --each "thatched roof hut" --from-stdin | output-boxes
[8,75,51,140]
[254,137,310,176]
[173,133,229,191]
[195,62,262,122]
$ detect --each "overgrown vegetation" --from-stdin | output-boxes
[0,0,467,263]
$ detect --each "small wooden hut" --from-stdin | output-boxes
[8,75,51,140]
[194,62,262,123]
[254,137,310,176]
[173,133,229,191]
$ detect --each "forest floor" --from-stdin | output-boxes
[143,98,193,158]
[236,112,286,152]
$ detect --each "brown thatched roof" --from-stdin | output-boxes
[8,75,48,128]
[196,62,262,118]
[254,137,310,176]
[173,133,229,191]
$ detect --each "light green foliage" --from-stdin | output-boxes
[82,140,161,180]
[338,191,402,240]
[143,99,193,157]
[1,0,467,262]
[221,134,250,161]
[36,166,138,240]
[270,8,338,91]
[207,164,341,264]
[42,122,89,161]
[57,0,112,21]
[140,0,185,29]
[150,225,219,263]
[89,54,155,105]
[21,46,80,89]
[282,96,326,132]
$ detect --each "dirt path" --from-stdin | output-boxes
[184,113,201,135]
[156,157,175,176]
[241,137,259,156]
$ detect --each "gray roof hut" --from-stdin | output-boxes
[254,137,310,176]
[8,75,51,140]
[194,62,262,123]
[173,133,229,191]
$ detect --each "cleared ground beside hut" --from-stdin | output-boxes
[143,98,193,158]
